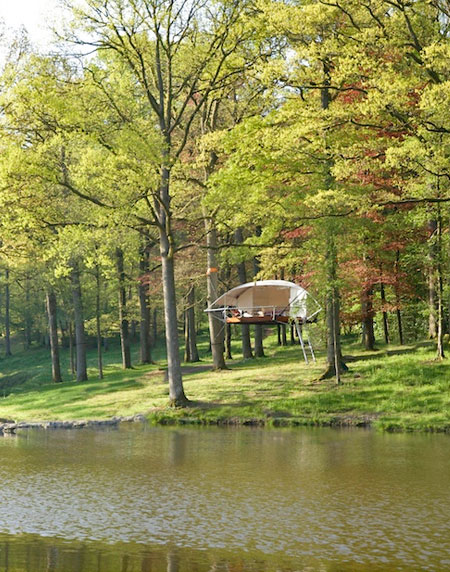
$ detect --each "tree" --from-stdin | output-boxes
[234,228,253,359]
[62,0,263,404]
[46,290,63,383]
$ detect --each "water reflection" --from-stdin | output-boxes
[0,534,395,572]
[0,426,449,571]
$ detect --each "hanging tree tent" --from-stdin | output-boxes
[205,280,321,363]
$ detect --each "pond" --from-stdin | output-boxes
[0,425,449,571]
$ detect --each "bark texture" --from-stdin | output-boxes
[139,244,152,364]
[152,308,158,344]
[185,284,199,362]
[4,268,12,356]
[116,248,132,369]
[235,228,253,359]
[69,321,75,375]
[70,263,88,381]
[159,164,188,405]
[435,212,445,359]
[428,219,438,339]
[281,324,287,346]
[95,266,104,379]
[204,214,226,370]
[321,232,348,381]
[361,286,376,351]
[395,250,404,345]
[319,72,347,382]
[25,276,32,349]
[379,268,390,344]
[46,290,62,383]
[225,323,233,359]
[253,232,265,358]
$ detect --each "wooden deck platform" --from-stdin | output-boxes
[226,315,291,324]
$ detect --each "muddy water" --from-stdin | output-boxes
[0,425,448,571]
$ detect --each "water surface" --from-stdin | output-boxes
[0,425,448,571]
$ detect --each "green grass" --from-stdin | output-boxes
[0,331,449,432]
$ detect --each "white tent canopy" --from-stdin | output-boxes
[209,280,318,321]
[207,280,320,363]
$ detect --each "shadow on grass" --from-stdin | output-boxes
[4,331,449,430]
[6,370,148,411]
[344,342,434,363]
[187,399,254,410]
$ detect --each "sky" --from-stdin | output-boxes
[0,0,62,49]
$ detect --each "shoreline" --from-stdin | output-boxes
[0,414,147,434]
[148,412,450,432]
[2,340,449,436]
[2,411,449,434]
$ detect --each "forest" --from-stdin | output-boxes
[0,0,449,412]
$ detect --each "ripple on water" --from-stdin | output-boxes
[0,425,448,571]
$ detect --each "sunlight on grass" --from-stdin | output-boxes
[1,332,449,432]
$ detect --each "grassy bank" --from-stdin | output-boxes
[1,332,449,432]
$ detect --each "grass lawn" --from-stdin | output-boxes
[0,330,449,432]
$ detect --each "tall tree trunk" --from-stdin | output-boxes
[222,265,233,359]
[4,268,12,356]
[254,326,265,356]
[279,270,287,346]
[138,243,152,364]
[395,250,404,345]
[184,311,190,363]
[70,263,88,381]
[321,231,347,381]
[361,286,376,351]
[436,276,445,359]
[159,162,188,405]
[319,73,347,382]
[152,308,158,345]
[129,281,137,341]
[234,228,253,359]
[59,321,68,348]
[277,324,282,346]
[130,319,137,341]
[225,323,233,359]
[69,320,75,375]
[379,266,390,344]
[201,138,227,371]
[160,239,186,402]
[281,324,287,346]
[46,291,62,383]
[103,280,109,353]
[396,308,404,346]
[436,209,445,359]
[253,228,265,357]
[25,275,32,349]
[95,265,104,379]
[428,219,438,339]
[204,213,227,370]
[116,247,132,369]
[185,284,199,362]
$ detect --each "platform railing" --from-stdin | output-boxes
[224,306,290,320]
